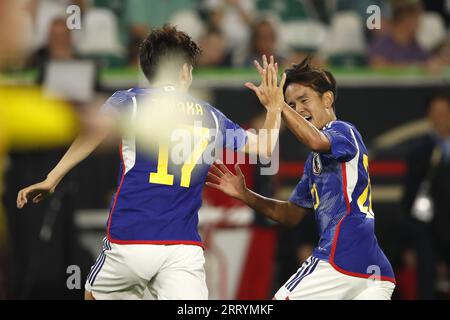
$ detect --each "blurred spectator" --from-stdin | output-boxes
[197,28,232,67]
[28,17,76,82]
[1,0,78,299]
[0,0,33,69]
[368,0,435,68]
[27,0,86,50]
[243,18,285,67]
[127,25,150,67]
[204,0,255,52]
[403,94,450,299]
[395,249,418,299]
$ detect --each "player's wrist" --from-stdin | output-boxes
[46,172,62,187]
[266,98,285,112]
[240,187,253,204]
[265,103,283,113]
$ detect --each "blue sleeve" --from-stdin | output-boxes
[288,163,313,209]
[212,108,248,151]
[322,121,358,162]
[100,90,133,116]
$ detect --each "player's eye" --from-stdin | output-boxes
[288,103,295,109]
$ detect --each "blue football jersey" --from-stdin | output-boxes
[101,86,247,246]
[289,120,395,283]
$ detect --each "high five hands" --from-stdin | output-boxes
[245,55,286,113]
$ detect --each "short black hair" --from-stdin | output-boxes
[139,24,201,82]
[283,56,338,110]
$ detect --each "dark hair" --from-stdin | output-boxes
[139,24,201,82]
[426,92,450,114]
[392,0,422,23]
[283,56,338,110]
[250,18,276,55]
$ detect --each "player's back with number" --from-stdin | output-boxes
[104,86,246,245]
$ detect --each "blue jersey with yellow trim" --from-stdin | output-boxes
[289,120,395,282]
[102,86,247,245]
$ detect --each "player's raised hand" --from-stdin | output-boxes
[16,179,57,209]
[206,162,247,201]
[245,55,286,113]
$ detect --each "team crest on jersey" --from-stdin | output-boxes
[312,153,322,175]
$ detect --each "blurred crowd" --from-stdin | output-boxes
[6,0,450,73]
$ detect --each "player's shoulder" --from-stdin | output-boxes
[323,120,360,135]
[106,88,140,106]
[188,97,224,120]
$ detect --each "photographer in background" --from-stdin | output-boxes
[403,94,450,299]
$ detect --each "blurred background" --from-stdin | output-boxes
[1,0,450,300]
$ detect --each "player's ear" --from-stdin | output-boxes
[180,63,193,90]
[323,91,334,110]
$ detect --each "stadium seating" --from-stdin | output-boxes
[417,12,447,51]
[76,8,124,57]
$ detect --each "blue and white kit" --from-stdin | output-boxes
[85,86,247,299]
[276,120,396,300]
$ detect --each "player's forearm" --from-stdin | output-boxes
[246,109,282,158]
[241,188,294,226]
[260,109,282,157]
[46,131,106,186]
[282,105,330,152]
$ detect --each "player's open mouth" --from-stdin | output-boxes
[304,116,313,122]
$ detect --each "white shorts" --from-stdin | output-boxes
[274,256,395,300]
[85,237,208,300]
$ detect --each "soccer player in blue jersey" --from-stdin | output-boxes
[16,25,287,300]
[206,57,396,300]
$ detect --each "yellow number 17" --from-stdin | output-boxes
[149,126,210,188]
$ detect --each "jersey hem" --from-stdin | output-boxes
[107,237,204,248]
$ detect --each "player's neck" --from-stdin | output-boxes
[149,81,189,92]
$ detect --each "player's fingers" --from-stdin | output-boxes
[210,164,224,177]
[16,190,23,208]
[244,82,258,93]
[270,55,274,67]
[267,64,273,88]
[21,189,29,205]
[215,160,233,176]
[32,193,43,204]
[207,172,221,183]
[254,60,264,76]
[275,62,278,74]
[261,68,268,87]
[262,54,268,69]
[205,182,222,192]
[18,189,28,209]
[279,72,287,89]
[235,164,244,177]
[271,65,277,87]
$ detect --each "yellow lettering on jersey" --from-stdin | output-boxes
[149,143,174,185]
[180,126,210,187]
[357,154,374,217]
[185,102,195,115]
[150,125,210,188]
[195,103,204,116]
[311,183,320,210]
